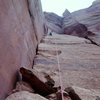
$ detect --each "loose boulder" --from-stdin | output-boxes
[20,67,57,96]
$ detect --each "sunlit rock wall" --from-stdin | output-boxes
[0,0,44,99]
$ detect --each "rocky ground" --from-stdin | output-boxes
[33,34,100,100]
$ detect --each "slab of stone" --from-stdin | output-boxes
[34,34,100,100]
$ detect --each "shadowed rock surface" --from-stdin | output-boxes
[63,23,87,37]
[62,9,95,37]
[65,87,81,100]
[72,0,100,33]
[20,67,57,96]
[72,0,100,45]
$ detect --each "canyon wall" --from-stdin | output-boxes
[71,0,100,44]
[44,12,63,34]
[0,0,44,99]
[62,9,89,37]
[72,0,100,33]
[45,0,100,37]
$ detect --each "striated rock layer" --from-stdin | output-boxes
[63,9,94,37]
[44,0,100,38]
[44,1,100,45]
[72,0,100,45]
[72,0,100,33]
[44,12,63,34]
[0,0,44,99]
[62,9,78,28]
[34,34,100,100]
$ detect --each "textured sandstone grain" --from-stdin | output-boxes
[72,0,100,33]
[0,0,44,99]
[5,91,48,100]
[44,12,63,34]
[34,34,100,100]
[72,0,100,45]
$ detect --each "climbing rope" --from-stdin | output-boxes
[44,34,64,100]
[12,2,64,99]
[55,39,64,100]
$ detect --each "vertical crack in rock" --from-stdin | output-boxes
[26,0,38,42]
[26,0,44,43]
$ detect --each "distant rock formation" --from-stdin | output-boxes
[63,23,88,37]
[44,12,62,28]
[63,9,87,37]
[44,12,63,34]
[44,8,95,37]
[62,9,78,28]
[44,0,100,37]
[62,9,94,37]
[72,0,100,33]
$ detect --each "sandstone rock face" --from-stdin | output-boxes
[45,21,63,34]
[64,23,88,37]
[5,91,48,100]
[34,34,100,100]
[20,67,57,96]
[93,0,100,5]
[44,12,63,34]
[63,9,90,37]
[63,9,78,28]
[44,12,62,28]
[44,0,100,39]
[72,0,100,33]
[72,0,100,45]
[0,0,44,99]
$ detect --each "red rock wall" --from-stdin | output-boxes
[0,0,44,99]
